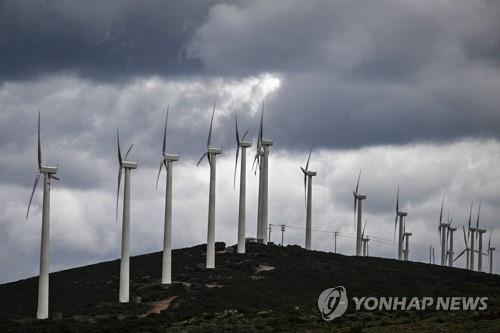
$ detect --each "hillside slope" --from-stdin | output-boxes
[1,242,499,332]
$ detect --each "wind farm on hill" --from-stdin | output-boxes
[18,103,497,325]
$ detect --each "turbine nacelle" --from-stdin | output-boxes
[448,227,457,232]
[261,139,274,147]
[303,170,317,177]
[404,232,412,237]
[239,141,252,148]
[40,165,58,174]
[163,153,179,162]
[397,211,408,217]
[121,161,138,169]
[354,193,367,200]
[477,229,487,234]
[207,147,222,155]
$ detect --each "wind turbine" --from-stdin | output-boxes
[394,186,407,261]
[116,129,137,303]
[361,220,370,256]
[301,148,317,250]
[26,112,59,320]
[155,107,179,284]
[253,103,273,244]
[254,107,264,243]
[197,104,222,269]
[488,231,495,274]
[447,222,456,267]
[453,225,471,269]
[402,218,412,261]
[234,114,251,254]
[353,170,366,256]
[438,193,450,266]
[468,201,478,271]
[475,202,486,272]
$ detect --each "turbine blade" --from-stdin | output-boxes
[26,173,41,219]
[439,192,445,225]
[439,226,442,249]
[196,152,207,167]
[235,113,240,146]
[463,225,468,248]
[362,219,367,238]
[305,147,312,171]
[241,130,249,141]
[259,101,264,143]
[117,129,122,166]
[116,168,122,222]
[355,169,361,194]
[51,175,60,181]
[396,185,400,213]
[233,146,239,189]
[394,186,399,238]
[394,214,398,243]
[207,103,216,148]
[37,111,42,170]
[162,105,169,155]
[468,201,473,230]
[115,167,122,222]
[453,249,466,262]
[353,193,357,231]
[303,172,307,208]
[476,200,481,229]
[488,231,492,249]
[124,144,134,160]
[155,160,164,190]
[252,154,260,174]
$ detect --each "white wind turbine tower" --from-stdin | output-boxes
[447,220,456,267]
[26,112,60,320]
[353,170,366,256]
[116,129,137,303]
[394,186,407,261]
[361,220,370,256]
[253,103,273,244]
[488,232,495,274]
[253,108,264,243]
[234,114,251,254]
[429,245,435,264]
[155,107,179,284]
[475,202,486,272]
[300,148,317,250]
[468,201,478,271]
[402,218,412,261]
[197,104,222,269]
[453,225,471,269]
[438,194,450,266]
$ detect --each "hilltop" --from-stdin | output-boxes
[1,242,499,332]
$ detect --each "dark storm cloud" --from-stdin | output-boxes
[0,0,225,82]
[187,0,500,148]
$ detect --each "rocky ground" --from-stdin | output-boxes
[1,242,499,332]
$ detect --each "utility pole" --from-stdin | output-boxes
[334,231,338,253]
[280,224,285,246]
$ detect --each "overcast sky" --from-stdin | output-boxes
[1,0,500,283]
